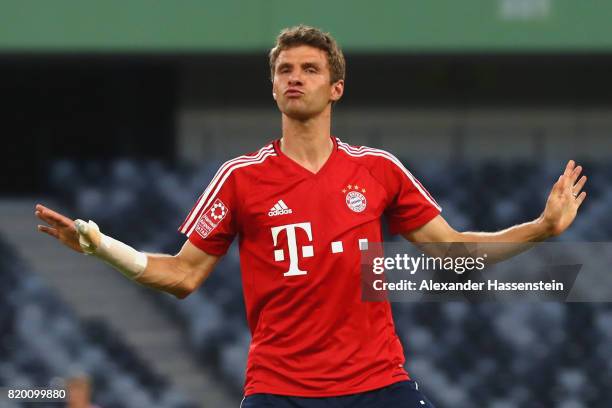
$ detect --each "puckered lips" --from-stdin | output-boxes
[284,88,304,98]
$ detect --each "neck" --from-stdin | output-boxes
[280,110,333,173]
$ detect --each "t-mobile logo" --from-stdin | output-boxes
[271,222,313,276]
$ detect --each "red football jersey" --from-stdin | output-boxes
[179,136,441,397]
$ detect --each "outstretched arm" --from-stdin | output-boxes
[402,160,587,258]
[35,204,218,298]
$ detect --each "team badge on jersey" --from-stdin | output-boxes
[195,198,228,239]
[342,184,367,213]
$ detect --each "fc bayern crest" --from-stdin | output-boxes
[346,191,367,213]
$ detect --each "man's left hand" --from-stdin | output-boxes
[540,160,587,237]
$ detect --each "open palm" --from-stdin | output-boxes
[541,160,587,237]
[35,204,83,253]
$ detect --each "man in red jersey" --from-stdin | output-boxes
[36,25,587,407]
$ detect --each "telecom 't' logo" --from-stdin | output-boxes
[271,222,313,276]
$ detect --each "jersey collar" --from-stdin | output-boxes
[273,135,339,177]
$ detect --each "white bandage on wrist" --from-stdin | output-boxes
[75,219,148,280]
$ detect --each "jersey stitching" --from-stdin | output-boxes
[183,148,276,235]
[181,145,274,232]
[187,151,277,237]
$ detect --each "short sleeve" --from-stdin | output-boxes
[381,156,441,235]
[178,167,238,256]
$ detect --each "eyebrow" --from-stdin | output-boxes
[302,62,320,70]
[276,62,321,71]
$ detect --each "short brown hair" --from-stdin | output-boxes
[269,25,346,84]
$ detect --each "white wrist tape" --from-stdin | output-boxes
[75,220,148,280]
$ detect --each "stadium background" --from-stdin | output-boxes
[1,1,611,407]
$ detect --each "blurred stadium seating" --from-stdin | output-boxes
[0,237,197,408]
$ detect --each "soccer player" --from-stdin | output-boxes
[35,25,587,408]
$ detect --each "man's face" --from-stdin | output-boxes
[272,45,343,121]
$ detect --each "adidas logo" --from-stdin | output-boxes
[268,199,293,216]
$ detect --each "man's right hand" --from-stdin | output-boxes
[35,204,84,253]
[35,203,219,298]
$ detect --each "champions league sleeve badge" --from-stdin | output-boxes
[195,198,229,239]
